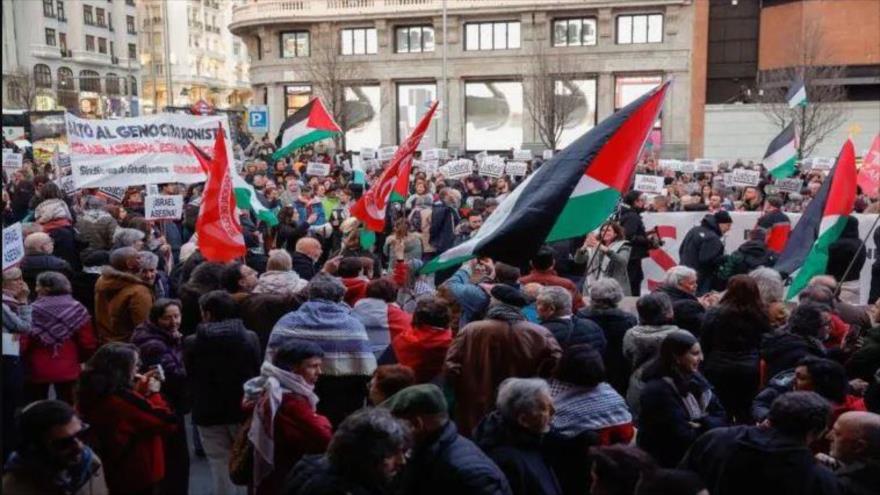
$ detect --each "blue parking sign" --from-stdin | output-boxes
[247,105,269,133]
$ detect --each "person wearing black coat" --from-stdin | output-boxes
[537,286,607,354]
[870,226,880,305]
[655,282,706,337]
[680,391,840,495]
[429,191,460,284]
[760,302,829,381]
[578,305,638,395]
[619,191,653,296]
[828,215,867,305]
[717,228,777,283]
[20,251,72,301]
[637,332,727,467]
[678,211,732,295]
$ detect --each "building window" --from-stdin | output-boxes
[615,74,662,129]
[464,21,520,51]
[345,85,381,151]
[56,0,65,21]
[130,76,138,96]
[280,31,309,58]
[59,32,67,51]
[616,14,663,44]
[83,5,94,25]
[340,28,377,55]
[58,67,74,90]
[45,28,57,47]
[106,73,120,95]
[80,70,100,92]
[128,43,137,60]
[127,15,135,34]
[396,26,434,53]
[96,8,106,27]
[85,35,95,51]
[98,37,108,54]
[34,64,52,88]
[557,78,598,148]
[553,18,597,47]
[465,81,523,150]
[43,0,54,17]
[285,85,312,117]
[397,82,438,147]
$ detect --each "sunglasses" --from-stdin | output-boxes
[49,423,90,450]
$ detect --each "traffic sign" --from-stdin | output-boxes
[248,105,269,134]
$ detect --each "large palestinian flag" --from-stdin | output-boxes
[272,98,341,160]
[422,81,669,273]
[762,122,798,179]
[775,139,857,299]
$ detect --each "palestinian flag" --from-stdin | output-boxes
[422,82,669,273]
[762,122,798,179]
[786,78,807,109]
[190,145,279,226]
[272,98,341,160]
[351,101,438,232]
[775,139,857,299]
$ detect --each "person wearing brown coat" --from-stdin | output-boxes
[444,284,562,437]
[93,247,153,344]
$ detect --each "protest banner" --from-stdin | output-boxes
[2,222,24,270]
[2,151,23,171]
[634,174,666,194]
[422,148,447,161]
[145,195,184,220]
[658,159,682,172]
[723,173,735,188]
[694,158,719,173]
[360,148,377,159]
[808,157,834,170]
[774,177,803,194]
[681,161,696,174]
[505,161,528,177]
[513,149,533,161]
[730,169,761,187]
[440,159,473,179]
[479,156,506,178]
[377,146,398,161]
[306,162,331,177]
[542,150,554,160]
[65,112,233,188]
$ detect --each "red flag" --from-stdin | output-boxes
[190,126,245,262]
[857,133,880,198]
[351,101,438,231]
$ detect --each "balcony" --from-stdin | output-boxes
[229,0,688,32]
[72,50,114,66]
[31,44,63,60]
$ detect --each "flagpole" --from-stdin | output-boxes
[833,213,880,299]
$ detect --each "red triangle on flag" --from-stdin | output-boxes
[306,98,342,133]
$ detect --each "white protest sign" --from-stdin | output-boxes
[97,186,127,203]
[680,161,696,174]
[378,146,398,161]
[730,169,761,187]
[145,195,184,220]
[362,159,380,171]
[2,151,23,171]
[634,174,666,194]
[659,159,682,172]
[474,151,488,164]
[479,156,506,178]
[505,161,528,177]
[513,149,532,161]
[65,112,232,188]
[306,162,330,177]
[542,150,554,160]
[440,159,473,179]
[808,157,834,170]
[360,148,377,159]
[59,175,77,195]
[774,177,803,194]
[694,158,718,173]
[422,148,447,161]
[2,223,24,270]
[723,173,735,188]
[419,159,439,176]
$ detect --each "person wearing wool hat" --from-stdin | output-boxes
[678,210,733,295]
[383,384,512,495]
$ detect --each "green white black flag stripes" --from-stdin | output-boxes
[762,122,798,179]
[422,81,670,274]
[272,98,341,160]
[786,78,807,108]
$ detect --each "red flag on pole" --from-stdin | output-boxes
[190,126,245,262]
[857,133,880,198]
[351,101,439,232]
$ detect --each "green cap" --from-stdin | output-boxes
[381,384,447,416]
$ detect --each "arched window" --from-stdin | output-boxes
[80,70,100,92]
[34,64,52,88]
[106,73,120,95]
[130,76,138,97]
[58,67,75,91]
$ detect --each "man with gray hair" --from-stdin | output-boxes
[749,267,788,327]
[269,273,376,426]
[76,195,117,260]
[808,275,874,333]
[655,265,710,335]
[93,247,153,343]
[111,228,146,250]
[578,278,639,394]
[473,377,560,495]
[537,285,606,353]
[20,232,71,299]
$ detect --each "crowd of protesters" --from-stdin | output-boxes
[2,132,879,495]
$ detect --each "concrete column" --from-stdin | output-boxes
[596,72,615,122]
[447,77,463,153]
[379,79,396,147]
[267,83,285,136]
[689,0,709,158]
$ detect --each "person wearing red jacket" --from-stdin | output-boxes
[76,343,177,495]
[22,271,97,404]
[243,340,332,495]
[338,257,369,306]
[353,278,413,358]
[391,297,453,383]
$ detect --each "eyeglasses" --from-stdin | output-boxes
[49,422,90,450]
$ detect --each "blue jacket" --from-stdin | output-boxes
[444,269,491,328]
[539,316,606,354]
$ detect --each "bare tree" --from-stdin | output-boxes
[304,28,367,152]
[522,43,582,151]
[757,18,847,159]
[5,68,38,110]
